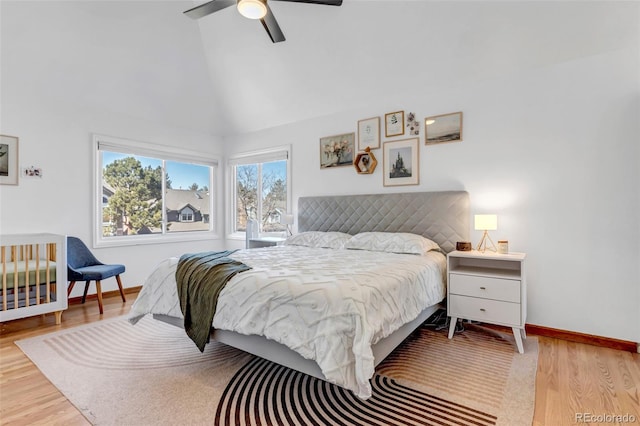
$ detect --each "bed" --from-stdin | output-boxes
[130,191,469,399]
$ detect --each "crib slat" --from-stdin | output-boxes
[13,246,18,310]
[35,245,41,305]
[1,246,6,311]
[46,243,52,304]
[23,246,29,307]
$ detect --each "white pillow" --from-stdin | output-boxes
[285,231,352,249]
[344,232,440,255]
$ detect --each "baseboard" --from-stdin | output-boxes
[468,321,637,353]
[525,323,638,353]
[68,285,142,305]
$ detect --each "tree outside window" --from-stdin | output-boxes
[234,160,287,234]
[102,155,163,236]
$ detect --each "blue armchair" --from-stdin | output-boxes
[66,236,126,314]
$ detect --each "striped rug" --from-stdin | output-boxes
[16,316,537,426]
[216,324,537,426]
[377,324,538,426]
[217,357,497,426]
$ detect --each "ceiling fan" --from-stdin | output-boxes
[184,0,343,43]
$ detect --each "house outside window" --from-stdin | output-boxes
[94,134,218,247]
[228,146,291,239]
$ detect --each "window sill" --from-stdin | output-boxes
[94,231,220,249]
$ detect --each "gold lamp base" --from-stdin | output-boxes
[477,230,497,252]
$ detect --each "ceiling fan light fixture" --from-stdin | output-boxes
[237,0,267,20]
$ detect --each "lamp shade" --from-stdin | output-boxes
[474,214,497,231]
[237,0,267,19]
[280,214,294,226]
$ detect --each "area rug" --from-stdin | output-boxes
[16,315,538,426]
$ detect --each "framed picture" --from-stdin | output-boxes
[383,138,419,187]
[385,111,405,138]
[406,112,420,136]
[357,117,380,150]
[354,147,377,174]
[0,135,19,185]
[320,132,355,168]
[425,111,463,144]
[23,166,43,178]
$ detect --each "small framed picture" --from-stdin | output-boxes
[383,138,419,187]
[425,111,463,144]
[354,148,377,174]
[357,117,380,150]
[385,111,405,138]
[406,112,419,136]
[0,134,19,185]
[320,132,355,168]
[23,166,43,178]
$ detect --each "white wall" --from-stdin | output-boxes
[224,45,640,342]
[0,1,226,294]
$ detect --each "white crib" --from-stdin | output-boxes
[0,233,67,324]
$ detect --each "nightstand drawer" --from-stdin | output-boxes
[449,274,520,303]
[449,295,521,326]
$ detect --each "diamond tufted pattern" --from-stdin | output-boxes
[298,191,469,253]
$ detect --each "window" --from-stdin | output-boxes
[228,146,291,238]
[180,208,194,222]
[94,134,218,247]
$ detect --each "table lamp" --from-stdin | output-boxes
[280,213,294,236]
[474,214,497,252]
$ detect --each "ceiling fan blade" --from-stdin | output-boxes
[272,0,342,5]
[260,5,286,43]
[184,0,235,19]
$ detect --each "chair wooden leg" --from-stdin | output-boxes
[82,280,91,304]
[67,281,76,297]
[115,275,126,303]
[96,280,103,314]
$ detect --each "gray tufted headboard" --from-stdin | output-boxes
[298,191,469,253]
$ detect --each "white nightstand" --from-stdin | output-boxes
[247,236,285,249]
[447,250,527,353]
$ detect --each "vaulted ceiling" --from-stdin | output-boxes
[192,0,636,135]
[2,1,636,137]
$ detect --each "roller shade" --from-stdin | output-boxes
[96,135,219,167]
[228,147,289,166]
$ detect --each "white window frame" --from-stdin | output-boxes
[226,145,292,240]
[93,134,220,248]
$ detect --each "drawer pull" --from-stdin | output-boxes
[479,286,486,290]
[480,308,486,312]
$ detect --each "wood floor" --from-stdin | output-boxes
[1,292,639,426]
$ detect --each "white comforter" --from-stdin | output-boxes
[129,246,446,399]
